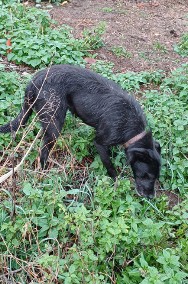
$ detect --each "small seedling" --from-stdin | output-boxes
[153,41,168,53]
[102,7,113,13]
[111,46,132,58]
[174,33,188,57]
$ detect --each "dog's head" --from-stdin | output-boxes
[126,132,161,199]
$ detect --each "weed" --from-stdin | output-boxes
[102,7,113,13]
[91,60,115,79]
[82,22,106,50]
[91,60,164,90]
[174,33,188,57]
[0,176,188,283]
[114,69,164,91]
[111,46,132,58]
[153,42,168,53]
[139,51,149,60]
[143,65,188,192]
[0,4,104,68]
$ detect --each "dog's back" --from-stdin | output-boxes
[28,65,146,144]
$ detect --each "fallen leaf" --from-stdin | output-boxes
[6,38,12,53]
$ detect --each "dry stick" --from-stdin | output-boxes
[10,150,16,219]
[0,130,42,184]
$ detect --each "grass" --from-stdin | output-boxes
[111,46,132,58]
[153,42,168,54]
[0,3,188,283]
[102,7,113,13]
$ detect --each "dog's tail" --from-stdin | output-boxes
[0,91,33,134]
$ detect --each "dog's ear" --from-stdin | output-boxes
[154,141,161,154]
[126,147,151,164]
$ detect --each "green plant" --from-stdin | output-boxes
[0,4,83,67]
[114,70,164,91]
[102,7,113,13]
[82,21,106,50]
[0,4,105,68]
[139,51,149,60]
[0,66,31,147]
[1,176,188,283]
[111,46,132,58]
[174,33,188,57]
[91,60,115,79]
[143,64,188,192]
[153,42,168,53]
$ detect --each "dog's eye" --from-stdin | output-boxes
[144,173,155,180]
[142,173,149,179]
[136,173,148,179]
[138,173,153,179]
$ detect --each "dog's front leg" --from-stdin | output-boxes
[94,140,117,179]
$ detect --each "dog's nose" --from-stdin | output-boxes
[147,193,155,199]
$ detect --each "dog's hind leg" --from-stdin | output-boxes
[94,140,117,179]
[40,127,59,169]
[38,109,67,169]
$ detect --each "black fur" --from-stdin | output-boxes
[0,64,161,198]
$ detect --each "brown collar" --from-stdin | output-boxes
[123,130,147,148]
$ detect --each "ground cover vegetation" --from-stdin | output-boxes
[0,3,188,283]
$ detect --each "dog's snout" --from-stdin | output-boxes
[139,191,155,199]
[136,183,156,199]
[147,192,155,199]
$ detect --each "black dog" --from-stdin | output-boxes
[0,64,161,198]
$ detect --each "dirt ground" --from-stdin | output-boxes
[50,0,188,72]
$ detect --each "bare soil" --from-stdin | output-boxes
[50,0,188,72]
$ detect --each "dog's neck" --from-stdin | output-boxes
[123,130,147,148]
